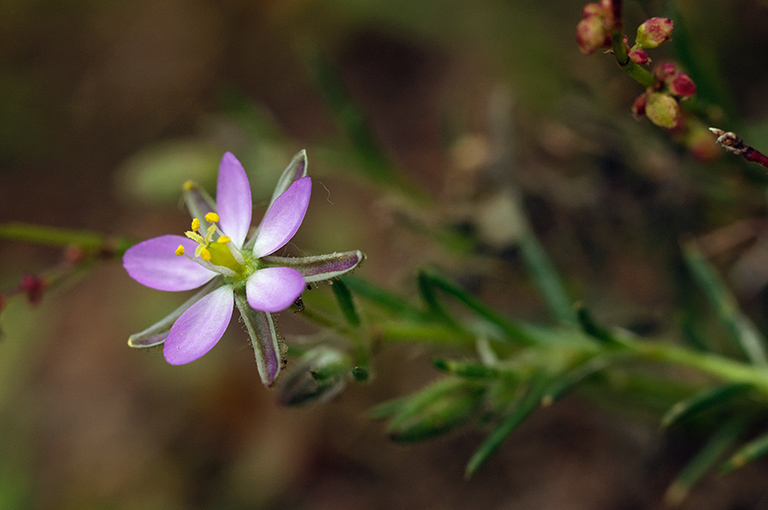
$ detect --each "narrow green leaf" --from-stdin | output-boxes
[342,275,428,321]
[721,429,768,473]
[541,356,617,406]
[417,269,461,325]
[683,241,768,366]
[664,418,746,507]
[661,383,753,429]
[574,302,620,344]
[369,397,408,421]
[465,374,549,477]
[385,377,484,442]
[518,228,575,325]
[331,279,361,327]
[418,269,540,346]
[433,358,518,381]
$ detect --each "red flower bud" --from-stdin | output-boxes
[654,62,677,81]
[632,92,648,119]
[19,273,45,305]
[635,17,674,49]
[669,73,696,98]
[629,47,649,65]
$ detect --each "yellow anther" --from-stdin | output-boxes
[175,245,185,256]
[191,218,201,231]
[199,247,212,261]
[205,212,220,223]
[183,181,195,191]
[217,236,231,244]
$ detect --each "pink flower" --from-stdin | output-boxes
[123,151,364,385]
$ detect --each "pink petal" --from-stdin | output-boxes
[216,152,252,247]
[164,284,234,365]
[246,267,306,312]
[252,177,311,258]
[123,235,215,291]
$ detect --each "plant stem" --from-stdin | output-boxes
[709,128,768,170]
[628,341,768,395]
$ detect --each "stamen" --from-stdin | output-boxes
[205,212,220,223]
[191,218,201,231]
[185,231,205,244]
[175,245,185,256]
[183,181,195,191]
[204,224,217,243]
[199,247,212,261]
[217,236,231,244]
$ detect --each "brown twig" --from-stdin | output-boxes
[709,128,768,170]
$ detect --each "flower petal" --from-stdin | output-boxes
[262,250,365,282]
[164,284,234,365]
[252,176,311,258]
[216,152,252,247]
[234,292,283,386]
[123,235,215,291]
[246,267,306,312]
[128,276,223,348]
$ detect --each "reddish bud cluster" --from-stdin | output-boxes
[633,62,697,129]
[19,273,46,305]
[576,0,614,54]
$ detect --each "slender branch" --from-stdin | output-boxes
[709,128,768,170]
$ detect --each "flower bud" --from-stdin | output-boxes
[668,73,696,98]
[19,273,45,305]
[632,92,648,119]
[376,377,484,442]
[654,62,677,81]
[645,92,680,129]
[277,346,352,406]
[576,15,610,54]
[629,47,649,65]
[635,17,674,49]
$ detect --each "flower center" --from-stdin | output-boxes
[175,213,248,274]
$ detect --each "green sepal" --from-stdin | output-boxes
[182,181,217,231]
[262,250,364,283]
[234,292,283,387]
[270,149,308,206]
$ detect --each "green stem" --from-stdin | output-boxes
[609,29,656,88]
[629,341,768,395]
[0,222,134,256]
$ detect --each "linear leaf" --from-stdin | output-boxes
[661,383,753,428]
[465,374,548,477]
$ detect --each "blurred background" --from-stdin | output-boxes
[3,0,768,508]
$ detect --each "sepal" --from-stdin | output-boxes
[262,250,365,283]
[270,149,308,206]
[182,181,217,231]
[234,291,284,386]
